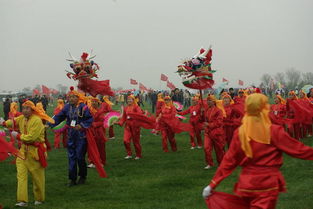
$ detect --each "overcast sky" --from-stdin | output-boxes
[1,0,312,92]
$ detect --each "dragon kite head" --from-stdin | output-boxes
[66,50,99,80]
[177,46,215,90]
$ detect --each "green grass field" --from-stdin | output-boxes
[1,102,313,209]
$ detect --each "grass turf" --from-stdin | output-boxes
[0,102,313,209]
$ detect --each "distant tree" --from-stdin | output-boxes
[260,73,272,88]
[285,68,301,90]
[274,72,286,86]
[301,72,313,85]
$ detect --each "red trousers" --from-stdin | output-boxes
[190,122,202,147]
[95,136,106,165]
[288,123,301,140]
[160,126,177,152]
[123,125,142,158]
[54,131,67,149]
[108,126,115,138]
[224,125,235,147]
[204,132,225,166]
[242,195,278,209]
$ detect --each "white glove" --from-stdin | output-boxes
[0,117,5,125]
[11,131,19,139]
[202,185,212,199]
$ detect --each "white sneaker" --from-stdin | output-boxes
[135,157,141,160]
[109,137,115,140]
[124,155,132,159]
[190,146,195,150]
[197,146,203,149]
[87,163,95,168]
[15,202,28,207]
[204,165,211,169]
[34,201,43,205]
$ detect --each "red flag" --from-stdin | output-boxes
[167,81,176,90]
[222,78,228,83]
[161,74,168,81]
[50,89,59,95]
[238,80,244,86]
[130,79,138,85]
[139,83,148,91]
[32,89,40,96]
[42,85,50,95]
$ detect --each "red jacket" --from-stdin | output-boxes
[156,101,165,116]
[90,108,106,141]
[204,106,224,136]
[223,105,243,127]
[210,125,313,196]
[179,104,202,123]
[118,105,144,127]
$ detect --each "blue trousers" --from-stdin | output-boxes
[67,129,87,181]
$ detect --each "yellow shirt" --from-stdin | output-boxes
[6,114,45,160]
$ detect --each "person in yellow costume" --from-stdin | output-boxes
[0,100,54,207]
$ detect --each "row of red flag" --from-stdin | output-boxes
[33,85,59,96]
[222,78,244,86]
[130,74,176,91]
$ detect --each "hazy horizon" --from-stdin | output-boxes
[1,0,312,92]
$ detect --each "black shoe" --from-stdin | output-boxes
[77,177,86,185]
[68,180,77,187]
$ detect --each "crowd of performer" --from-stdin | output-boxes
[1,86,313,208]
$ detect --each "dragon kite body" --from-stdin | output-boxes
[66,51,114,97]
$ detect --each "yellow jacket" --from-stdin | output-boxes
[6,114,45,160]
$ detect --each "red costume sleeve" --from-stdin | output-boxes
[272,126,313,160]
[209,131,245,188]
[179,107,190,116]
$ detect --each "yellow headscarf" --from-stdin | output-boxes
[299,90,308,100]
[207,95,226,117]
[103,96,113,106]
[23,101,55,124]
[239,94,271,158]
[68,87,86,104]
[276,95,286,105]
[56,99,64,110]
[157,93,164,102]
[164,96,173,108]
[10,102,18,115]
[127,95,138,106]
[89,97,101,114]
[288,91,298,100]
[221,92,234,105]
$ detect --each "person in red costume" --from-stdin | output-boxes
[286,91,301,140]
[202,93,313,209]
[179,95,203,149]
[203,95,225,169]
[222,93,243,147]
[270,94,287,126]
[298,90,313,137]
[53,99,67,149]
[8,102,22,146]
[102,96,115,140]
[88,97,107,167]
[234,89,246,104]
[117,95,144,160]
[156,96,192,152]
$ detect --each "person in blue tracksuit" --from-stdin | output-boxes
[50,88,93,186]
